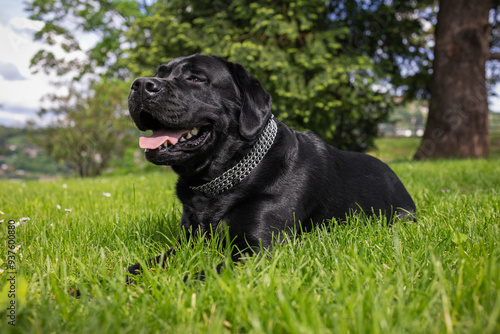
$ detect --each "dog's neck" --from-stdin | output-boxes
[189,117,277,196]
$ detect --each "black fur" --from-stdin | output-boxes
[127,54,416,279]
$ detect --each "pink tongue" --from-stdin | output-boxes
[139,129,187,149]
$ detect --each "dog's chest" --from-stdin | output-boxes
[181,194,235,231]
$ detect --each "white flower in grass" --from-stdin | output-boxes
[13,245,21,253]
[13,221,20,227]
[20,253,23,260]
[0,210,4,215]
[0,219,3,223]
[64,208,72,212]
[0,269,4,274]
[56,205,62,210]
[62,184,68,188]
[102,192,111,197]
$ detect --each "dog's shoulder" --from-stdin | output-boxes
[274,119,394,174]
[275,119,331,154]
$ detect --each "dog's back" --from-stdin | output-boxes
[273,121,416,224]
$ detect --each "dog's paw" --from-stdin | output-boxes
[125,262,142,285]
[69,287,82,298]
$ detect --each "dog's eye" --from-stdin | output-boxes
[187,76,204,83]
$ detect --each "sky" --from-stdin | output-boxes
[0,0,52,126]
[0,1,499,128]
[0,0,95,127]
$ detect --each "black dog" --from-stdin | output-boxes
[127,54,416,278]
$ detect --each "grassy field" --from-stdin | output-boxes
[0,158,499,333]
[368,134,500,162]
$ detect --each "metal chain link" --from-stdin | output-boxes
[190,117,277,195]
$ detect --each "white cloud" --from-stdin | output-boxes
[0,4,96,127]
[0,61,26,81]
[8,16,44,33]
[0,6,56,126]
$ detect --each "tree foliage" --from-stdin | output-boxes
[33,80,133,177]
[125,0,399,151]
[26,0,443,152]
[328,0,437,99]
[27,0,145,79]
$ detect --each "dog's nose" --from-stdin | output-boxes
[131,78,162,94]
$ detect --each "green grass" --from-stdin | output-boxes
[1,159,499,333]
[368,137,421,162]
[368,135,500,162]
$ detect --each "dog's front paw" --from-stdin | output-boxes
[126,262,141,284]
[69,287,82,298]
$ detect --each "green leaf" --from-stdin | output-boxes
[452,232,468,244]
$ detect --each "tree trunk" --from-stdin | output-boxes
[414,0,491,160]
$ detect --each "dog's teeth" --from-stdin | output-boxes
[185,133,193,140]
[190,127,199,136]
[179,137,187,142]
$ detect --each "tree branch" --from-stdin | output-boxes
[489,52,500,60]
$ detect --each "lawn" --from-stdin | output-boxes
[368,137,422,162]
[368,134,500,162]
[0,158,499,333]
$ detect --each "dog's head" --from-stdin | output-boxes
[128,55,272,173]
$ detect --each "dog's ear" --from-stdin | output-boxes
[229,62,272,140]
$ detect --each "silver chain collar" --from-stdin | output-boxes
[190,117,277,196]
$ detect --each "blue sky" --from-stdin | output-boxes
[0,1,499,128]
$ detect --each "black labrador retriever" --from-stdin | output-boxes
[127,54,416,279]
